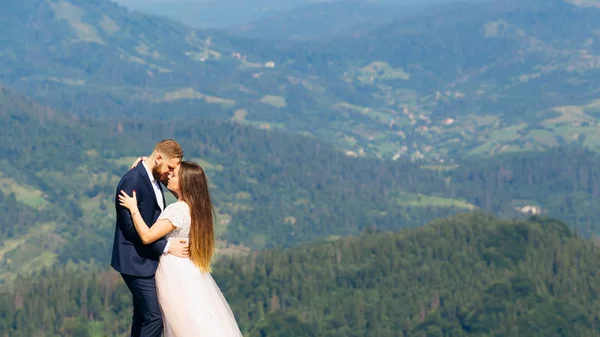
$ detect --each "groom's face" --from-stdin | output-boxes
[153,155,181,182]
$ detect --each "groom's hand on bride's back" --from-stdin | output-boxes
[168,239,190,258]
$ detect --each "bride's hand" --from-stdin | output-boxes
[119,190,138,212]
[130,156,147,169]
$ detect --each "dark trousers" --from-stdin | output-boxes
[122,274,164,337]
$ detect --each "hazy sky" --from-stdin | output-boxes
[113,0,451,29]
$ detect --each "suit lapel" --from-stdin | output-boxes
[158,181,166,210]
[137,164,160,210]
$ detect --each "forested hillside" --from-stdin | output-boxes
[4,86,600,285]
[2,214,599,336]
[0,86,456,283]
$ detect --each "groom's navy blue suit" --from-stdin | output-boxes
[111,163,167,337]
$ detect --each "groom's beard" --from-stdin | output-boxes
[152,163,165,182]
[152,164,170,186]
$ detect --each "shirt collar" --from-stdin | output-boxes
[141,160,157,184]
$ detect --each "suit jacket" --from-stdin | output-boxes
[111,163,167,277]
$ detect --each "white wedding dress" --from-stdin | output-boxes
[155,201,243,337]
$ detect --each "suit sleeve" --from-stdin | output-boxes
[149,235,168,255]
[116,178,141,243]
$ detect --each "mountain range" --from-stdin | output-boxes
[4,0,600,162]
[3,0,600,335]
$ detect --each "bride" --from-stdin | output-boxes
[119,161,243,337]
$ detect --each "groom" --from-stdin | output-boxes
[111,139,189,337]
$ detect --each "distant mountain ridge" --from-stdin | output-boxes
[237,0,600,158]
[231,1,403,40]
[5,0,600,162]
[113,0,446,29]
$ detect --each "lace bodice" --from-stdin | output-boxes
[158,201,191,240]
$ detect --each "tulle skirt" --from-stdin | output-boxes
[155,254,243,337]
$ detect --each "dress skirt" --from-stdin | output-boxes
[155,254,243,337]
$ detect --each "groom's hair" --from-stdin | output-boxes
[154,139,183,159]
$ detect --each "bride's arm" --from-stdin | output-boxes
[131,215,174,244]
[119,190,175,244]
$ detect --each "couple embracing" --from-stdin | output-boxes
[111,139,242,337]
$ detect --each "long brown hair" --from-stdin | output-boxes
[179,161,215,272]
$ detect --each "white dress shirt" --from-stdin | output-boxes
[142,161,165,211]
[142,161,170,254]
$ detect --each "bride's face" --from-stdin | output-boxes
[167,164,181,195]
